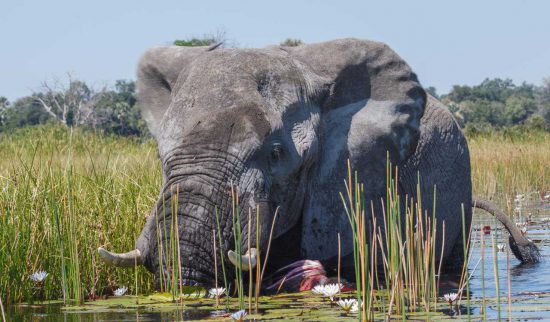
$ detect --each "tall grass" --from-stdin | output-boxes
[1,125,548,308]
[468,131,550,201]
[0,125,159,304]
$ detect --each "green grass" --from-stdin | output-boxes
[0,125,160,304]
[0,124,548,313]
[468,131,550,203]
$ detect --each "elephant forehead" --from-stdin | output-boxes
[176,49,327,110]
[158,98,271,158]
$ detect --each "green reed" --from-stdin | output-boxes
[341,158,444,320]
[492,226,501,320]
[480,229,487,320]
[230,184,245,309]
[0,125,157,304]
[154,187,185,300]
[462,206,471,319]
[214,207,230,308]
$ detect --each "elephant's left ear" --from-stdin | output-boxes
[291,38,426,165]
[289,38,427,261]
[137,45,213,140]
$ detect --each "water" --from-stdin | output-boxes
[5,200,550,321]
[465,199,550,320]
[6,304,213,321]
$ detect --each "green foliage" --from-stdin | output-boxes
[173,38,217,47]
[0,79,148,137]
[87,80,148,136]
[0,95,53,129]
[503,95,537,125]
[442,77,549,131]
[280,38,304,47]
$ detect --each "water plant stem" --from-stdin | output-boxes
[492,231,501,320]
[212,229,219,307]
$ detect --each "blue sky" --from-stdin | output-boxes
[2,0,549,101]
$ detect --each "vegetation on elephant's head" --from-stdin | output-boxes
[280,38,304,47]
[173,38,217,47]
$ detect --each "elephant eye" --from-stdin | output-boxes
[271,143,283,161]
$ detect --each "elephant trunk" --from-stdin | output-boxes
[473,197,541,263]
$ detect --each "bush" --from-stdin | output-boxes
[280,38,304,47]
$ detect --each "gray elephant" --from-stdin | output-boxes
[99,38,539,290]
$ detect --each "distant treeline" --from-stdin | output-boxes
[0,78,147,137]
[428,77,550,135]
[2,76,549,138]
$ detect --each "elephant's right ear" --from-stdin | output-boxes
[137,45,209,139]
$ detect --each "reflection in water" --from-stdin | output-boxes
[5,303,217,321]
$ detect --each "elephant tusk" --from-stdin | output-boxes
[98,247,143,267]
[228,248,257,271]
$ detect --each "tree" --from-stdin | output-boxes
[425,86,439,99]
[460,100,505,126]
[0,97,8,109]
[503,95,537,125]
[34,75,101,126]
[445,78,518,103]
[0,95,52,130]
[0,96,9,128]
[84,80,146,136]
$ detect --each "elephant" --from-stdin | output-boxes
[98,38,539,290]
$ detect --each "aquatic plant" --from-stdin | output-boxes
[230,309,247,321]
[29,271,48,283]
[311,284,325,295]
[320,283,342,302]
[208,287,226,298]
[336,298,357,313]
[113,287,127,297]
[443,292,458,305]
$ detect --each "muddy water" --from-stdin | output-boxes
[6,200,550,321]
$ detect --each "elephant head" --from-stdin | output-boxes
[99,39,426,287]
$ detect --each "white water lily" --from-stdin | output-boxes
[311,284,326,295]
[208,287,226,297]
[443,292,458,304]
[230,309,247,321]
[29,271,48,282]
[321,283,342,302]
[521,226,528,234]
[350,299,363,313]
[336,298,358,313]
[113,286,128,296]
